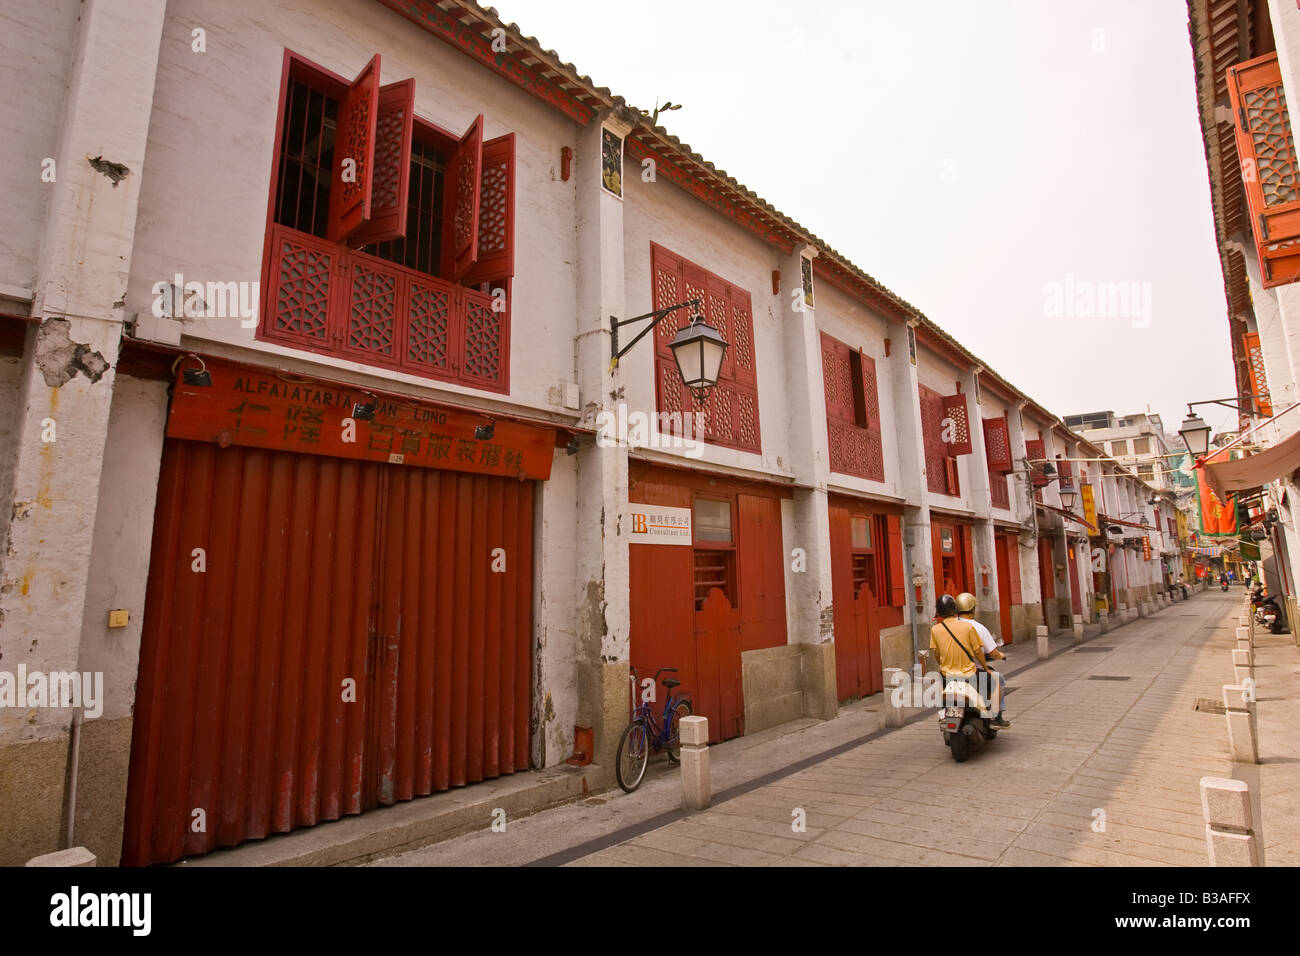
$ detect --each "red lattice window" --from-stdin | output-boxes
[651,243,761,454]
[983,417,1013,473]
[261,51,515,393]
[1228,53,1300,288]
[1243,332,1274,417]
[989,464,1010,510]
[919,384,958,496]
[820,331,884,481]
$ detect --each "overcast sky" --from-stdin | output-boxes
[497,0,1236,438]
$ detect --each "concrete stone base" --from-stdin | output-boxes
[0,732,71,868]
[742,644,805,734]
[879,622,913,676]
[26,847,96,867]
[800,641,838,721]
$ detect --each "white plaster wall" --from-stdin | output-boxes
[0,0,84,295]
[77,375,170,722]
[531,450,578,767]
[125,0,581,415]
[620,159,794,478]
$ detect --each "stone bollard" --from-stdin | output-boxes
[1071,614,1084,643]
[1236,627,1253,667]
[25,847,96,867]
[679,716,711,810]
[1231,648,1252,685]
[1098,610,1109,633]
[1200,777,1260,866]
[1118,602,1128,625]
[882,668,905,727]
[1036,624,1049,660]
[1222,684,1259,765]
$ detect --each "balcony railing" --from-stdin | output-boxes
[260,224,507,394]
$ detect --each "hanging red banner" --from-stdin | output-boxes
[166,357,556,480]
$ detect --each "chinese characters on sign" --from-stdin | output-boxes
[1142,536,1151,561]
[626,504,692,546]
[167,360,556,480]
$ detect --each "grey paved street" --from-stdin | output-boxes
[374,589,1300,867]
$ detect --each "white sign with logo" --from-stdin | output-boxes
[626,504,692,545]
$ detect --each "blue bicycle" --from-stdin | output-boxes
[615,667,693,793]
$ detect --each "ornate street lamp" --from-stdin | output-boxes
[1178,410,1211,458]
[610,298,728,405]
[1059,486,1079,511]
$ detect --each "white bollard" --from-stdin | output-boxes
[1098,610,1109,633]
[25,847,96,867]
[1071,614,1084,643]
[1200,777,1260,866]
[1036,624,1049,660]
[1118,602,1128,625]
[679,716,711,810]
[1231,647,1252,685]
[883,667,906,727]
[1222,684,1259,765]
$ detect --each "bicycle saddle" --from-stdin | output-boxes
[662,678,681,690]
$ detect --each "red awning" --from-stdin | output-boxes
[1202,428,1300,501]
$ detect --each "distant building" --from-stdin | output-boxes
[1064,410,1174,491]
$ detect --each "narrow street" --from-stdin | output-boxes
[374,589,1300,867]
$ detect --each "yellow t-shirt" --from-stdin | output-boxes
[929,618,983,677]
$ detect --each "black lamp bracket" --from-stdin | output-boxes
[609,299,702,370]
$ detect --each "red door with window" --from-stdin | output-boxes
[995,534,1014,644]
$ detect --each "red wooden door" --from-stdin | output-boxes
[694,589,745,742]
[830,505,884,701]
[124,440,533,866]
[995,534,1013,644]
[737,494,786,651]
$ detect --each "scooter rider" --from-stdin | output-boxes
[955,592,1009,726]
[929,594,1009,728]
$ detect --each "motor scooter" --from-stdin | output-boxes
[1250,585,1286,634]
[937,676,999,763]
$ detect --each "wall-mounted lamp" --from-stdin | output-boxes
[475,420,496,441]
[172,354,212,387]
[610,298,728,405]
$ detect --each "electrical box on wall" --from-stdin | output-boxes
[108,609,129,628]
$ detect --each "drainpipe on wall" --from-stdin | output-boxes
[903,531,919,668]
[63,709,82,849]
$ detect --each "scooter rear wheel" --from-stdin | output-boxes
[950,733,971,763]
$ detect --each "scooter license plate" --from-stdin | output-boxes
[944,707,963,718]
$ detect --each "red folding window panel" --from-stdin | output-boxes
[886,514,906,607]
[1242,332,1274,417]
[942,392,972,456]
[464,134,516,284]
[327,54,381,245]
[1227,53,1300,288]
[983,417,1013,473]
[445,114,484,281]
[820,332,884,481]
[350,78,416,248]
[1025,438,1049,487]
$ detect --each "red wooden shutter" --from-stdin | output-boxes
[1056,458,1073,486]
[919,385,948,495]
[1025,438,1048,486]
[886,514,905,607]
[861,353,881,433]
[464,133,516,284]
[983,417,1013,473]
[1242,332,1274,417]
[350,78,415,248]
[961,525,975,593]
[444,114,484,281]
[1227,53,1300,288]
[327,55,381,245]
[942,392,972,455]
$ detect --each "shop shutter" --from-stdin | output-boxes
[464,134,516,284]
[444,114,484,281]
[886,514,906,606]
[327,55,381,244]
[942,392,972,455]
[1227,53,1300,288]
[737,494,787,651]
[350,78,416,248]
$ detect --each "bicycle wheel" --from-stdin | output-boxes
[615,719,650,793]
[665,699,693,764]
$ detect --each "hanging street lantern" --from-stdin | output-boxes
[1178,410,1212,458]
[609,298,729,405]
[668,313,728,405]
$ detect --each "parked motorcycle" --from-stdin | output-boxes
[937,677,998,762]
[1221,581,1229,592]
[1250,586,1286,634]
